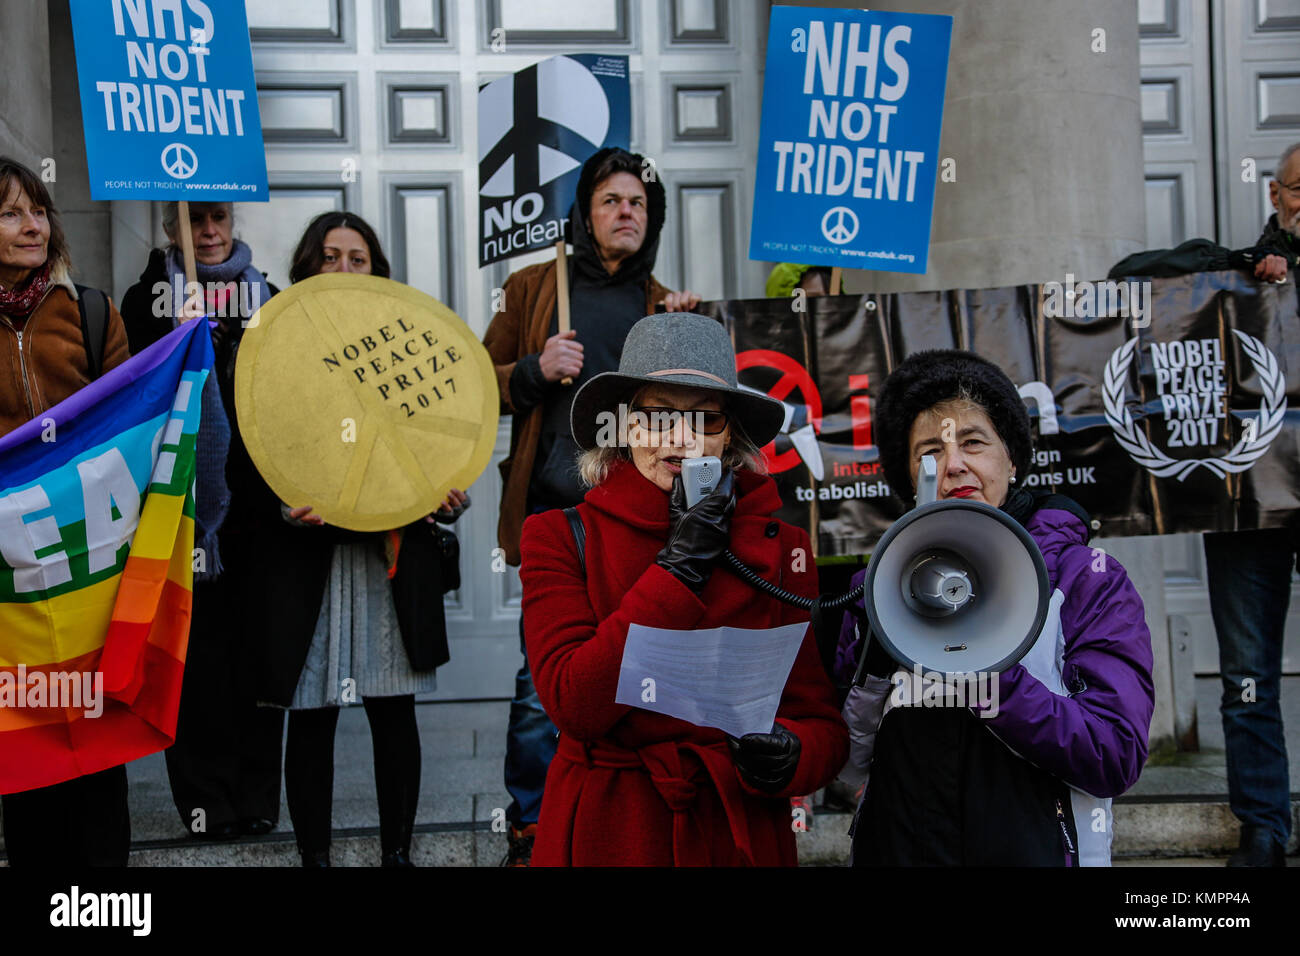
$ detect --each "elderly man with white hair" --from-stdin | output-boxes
[1201,141,1299,867]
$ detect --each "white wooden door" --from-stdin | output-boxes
[209,0,767,698]
[1139,0,1299,699]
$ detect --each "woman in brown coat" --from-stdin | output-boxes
[0,155,131,866]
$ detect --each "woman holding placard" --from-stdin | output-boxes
[261,211,469,868]
[118,199,285,844]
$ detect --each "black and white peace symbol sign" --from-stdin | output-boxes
[821,205,859,245]
[478,56,610,198]
[161,142,198,180]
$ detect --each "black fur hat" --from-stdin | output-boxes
[875,350,1032,505]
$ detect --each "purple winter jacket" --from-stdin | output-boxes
[838,505,1155,799]
[976,507,1155,798]
[845,502,1155,865]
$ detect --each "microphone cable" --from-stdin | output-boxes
[721,550,865,612]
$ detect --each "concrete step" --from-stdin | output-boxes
[125,822,499,867]
[790,798,1300,865]
[1112,796,1298,858]
[7,695,1296,866]
[120,795,1299,866]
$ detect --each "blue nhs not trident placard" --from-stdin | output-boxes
[749,6,952,275]
[69,0,267,202]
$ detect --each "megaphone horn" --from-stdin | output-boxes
[902,549,977,617]
[863,457,1049,677]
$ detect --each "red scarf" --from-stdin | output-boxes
[0,263,52,321]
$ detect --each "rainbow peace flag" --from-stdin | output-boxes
[0,319,212,794]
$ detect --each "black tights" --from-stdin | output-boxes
[285,695,420,857]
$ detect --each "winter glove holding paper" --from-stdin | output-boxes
[728,723,802,793]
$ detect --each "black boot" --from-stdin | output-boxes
[240,816,275,836]
[381,848,414,867]
[1226,826,1286,867]
[301,848,330,867]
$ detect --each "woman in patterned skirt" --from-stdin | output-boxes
[262,212,468,867]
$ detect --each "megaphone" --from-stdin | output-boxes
[862,457,1049,676]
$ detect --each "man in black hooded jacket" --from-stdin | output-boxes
[483,147,699,864]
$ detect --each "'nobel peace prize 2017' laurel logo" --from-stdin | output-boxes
[1103,330,1286,480]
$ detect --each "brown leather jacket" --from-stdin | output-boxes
[483,260,669,565]
[0,263,130,438]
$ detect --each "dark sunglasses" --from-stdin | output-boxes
[631,406,730,435]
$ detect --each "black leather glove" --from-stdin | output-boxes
[655,470,736,594]
[728,723,802,794]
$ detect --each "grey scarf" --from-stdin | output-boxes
[164,240,270,580]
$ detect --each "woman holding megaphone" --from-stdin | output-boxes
[518,311,848,866]
[842,350,1155,866]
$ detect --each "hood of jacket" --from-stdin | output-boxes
[46,259,78,302]
[1259,213,1299,261]
[1001,487,1090,571]
[569,147,666,286]
[135,246,168,285]
[1023,498,1091,587]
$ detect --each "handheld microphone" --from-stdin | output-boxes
[685,456,860,611]
[682,456,722,508]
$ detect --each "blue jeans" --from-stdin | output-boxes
[504,614,558,827]
[1203,528,1297,847]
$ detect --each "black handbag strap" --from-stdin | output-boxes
[563,506,586,575]
[75,284,109,380]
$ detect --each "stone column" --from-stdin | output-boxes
[824,0,1148,294]
[0,0,53,165]
[47,0,116,294]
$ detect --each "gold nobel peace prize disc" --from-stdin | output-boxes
[235,273,499,532]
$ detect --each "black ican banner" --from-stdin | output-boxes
[702,271,1299,556]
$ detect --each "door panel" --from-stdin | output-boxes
[1140,0,1300,697]
[218,0,764,698]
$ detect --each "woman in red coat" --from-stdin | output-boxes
[519,311,849,866]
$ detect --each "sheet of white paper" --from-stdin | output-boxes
[615,621,809,738]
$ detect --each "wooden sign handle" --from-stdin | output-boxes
[555,239,573,386]
[830,266,842,296]
[176,199,201,319]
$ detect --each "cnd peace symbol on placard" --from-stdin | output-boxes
[235,273,499,532]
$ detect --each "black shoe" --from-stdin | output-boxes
[381,849,415,867]
[301,848,330,868]
[239,817,275,836]
[189,820,239,842]
[1226,825,1286,867]
[500,824,536,867]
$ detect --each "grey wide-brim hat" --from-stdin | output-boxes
[570,312,787,450]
